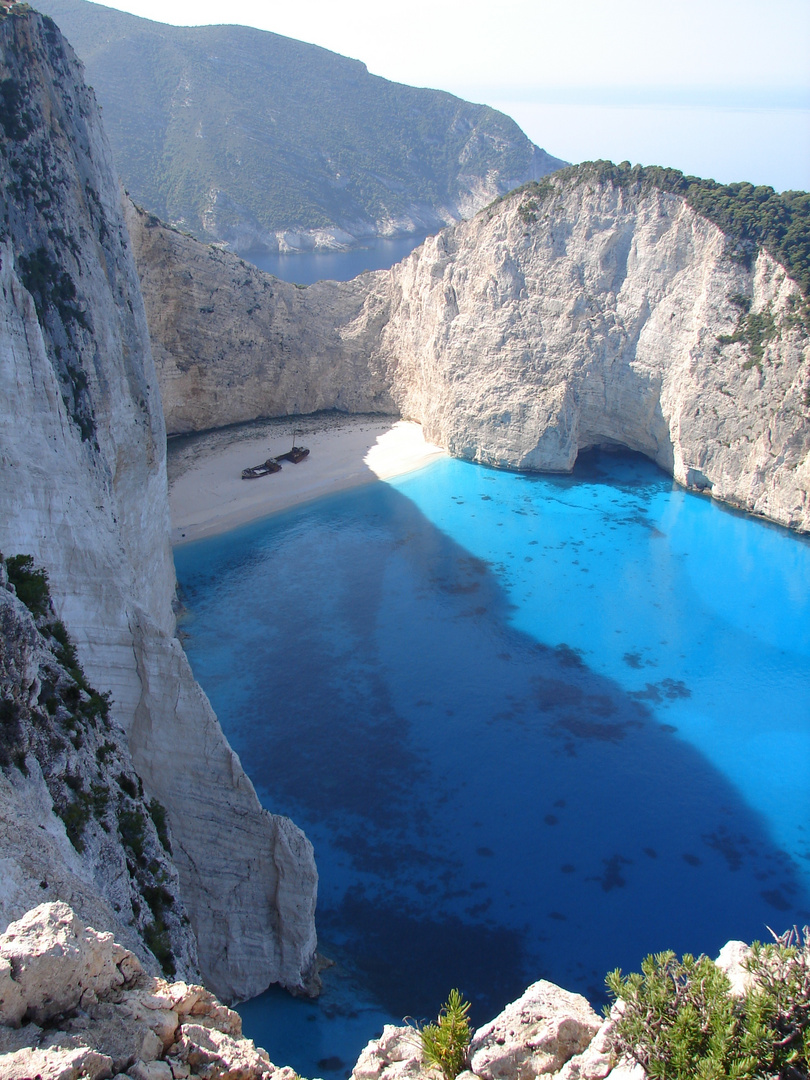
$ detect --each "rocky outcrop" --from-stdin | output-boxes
[0,905,779,1080]
[0,907,620,1080]
[0,902,293,1079]
[351,983,629,1080]
[468,982,602,1080]
[0,564,198,980]
[126,202,397,435]
[135,173,809,533]
[0,7,317,1001]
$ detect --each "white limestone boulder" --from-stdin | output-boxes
[714,940,754,997]
[351,1024,426,1080]
[0,902,138,1027]
[469,980,602,1080]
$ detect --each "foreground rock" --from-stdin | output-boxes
[4,907,768,1080]
[350,982,635,1080]
[349,936,765,1080]
[0,903,291,1080]
[469,981,602,1079]
[0,7,317,1000]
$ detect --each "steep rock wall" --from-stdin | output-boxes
[0,565,200,981]
[127,202,397,434]
[0,8,316,1002]
[137,177,810,532]
[377,179,810,530]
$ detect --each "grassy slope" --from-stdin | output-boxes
[35,0,565,240]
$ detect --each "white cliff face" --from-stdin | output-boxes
[0,9,316,1002]
[136,176,809,533]
[376,180,810,531]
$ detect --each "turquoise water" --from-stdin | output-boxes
[173,450,810,1079]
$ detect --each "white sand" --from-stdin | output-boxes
[168,416,447,544]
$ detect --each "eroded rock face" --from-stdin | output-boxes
[0,575,199,982]
[136,176,810,534]
[126,201,398,436]
[0,9,317,1001]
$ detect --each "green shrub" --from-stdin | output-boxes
[117,772,138,799]
[143,883,174,917]
[418,989,472,1080]
[56,794,91,853]
[46,619,89,690]
[118,806,147,860]
[6,554,50,617]
[148,797,172,854]
[744,927,810,1076]
[143,918,175,979]
[0,697,25,772]
[606,929,810,1080]
[90,782,110,825]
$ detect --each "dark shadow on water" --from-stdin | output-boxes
[174,447,810,1073]
[320,889,529,1027]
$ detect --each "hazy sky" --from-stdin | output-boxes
[81,0,810,190]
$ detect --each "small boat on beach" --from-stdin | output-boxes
[277,445,310,464]
[276,432,310,464]
[241,458,282,480]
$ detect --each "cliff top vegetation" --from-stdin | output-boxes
[513,160,810,299]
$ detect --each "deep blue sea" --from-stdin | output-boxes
[173,450,810,1080]
[243,233,429,284]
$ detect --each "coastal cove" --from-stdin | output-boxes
[172,440,810,1080]
[242,234,432,284]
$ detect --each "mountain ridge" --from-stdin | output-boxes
[34,0,566,253]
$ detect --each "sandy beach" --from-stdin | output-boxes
[167,413,447,544]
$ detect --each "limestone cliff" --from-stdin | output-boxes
[0,7,317,1001]
[126,202,397,435]
[376,176,810,531]
[134,173,809,533]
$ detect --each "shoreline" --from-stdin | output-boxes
[167,414,447,545]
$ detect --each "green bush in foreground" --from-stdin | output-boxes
[418,989,472,1080]
[606,927,810,1080]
